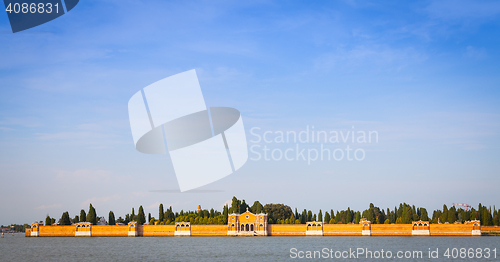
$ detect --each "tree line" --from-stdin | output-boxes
[40,197,500,226]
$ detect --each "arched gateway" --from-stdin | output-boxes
[227,208,268,236]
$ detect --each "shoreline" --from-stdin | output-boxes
[25,223,500,237]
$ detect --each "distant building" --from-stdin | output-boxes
[227,207,268,236]
[196,205,201,213]
[98,217,108,225]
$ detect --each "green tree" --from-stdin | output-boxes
[230,196,241,214]
[301,209,307,224]
[251,201,264,213]
[137,205,146,225]
[60,211,71,225]
[240,200,249,213]
[362,205,375,223]
[355,211,361,224]
[86,204,97,225]
[482,206,492,226]
[159,204,164,222]
[80,210,86,222]
[109,211,116,225]
[264,203,293,223]
[447,207,457,223]
[318,210,323,222]
[420,208,429,221]
[45,215,52,226]
[440,205,448,224]
[334,211,340,223]
[346,208,352,223]
[493,209,499,226]
[324,212,331,224]
[223,204,228,224]
[403,205,412,224]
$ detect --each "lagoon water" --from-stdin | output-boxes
[1,234,499,261]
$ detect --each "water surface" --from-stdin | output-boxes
[1,234,499,261]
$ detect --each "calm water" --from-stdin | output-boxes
[1,234,499,261]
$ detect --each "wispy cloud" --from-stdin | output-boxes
[465,46,487,59]
[315,45,427,73]
[35,204,61,210]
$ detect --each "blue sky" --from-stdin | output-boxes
[1,0,499,225]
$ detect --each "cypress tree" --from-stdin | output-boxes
[420,208,429,221]
[324,212,330,224]
[346,208,352,223]
[483,206,492,226]
[159,204,164,222]
[86,204,97,225]
[60,211,71,225]
[447,207,457,223]
[301,210,307,224]
[397,204,403,218]
[230,196,239,214]
[137,205,146,225]
[109,211,116,225]
[478,204,483,222]
[240,200,249,213]
[45,215,52,226]
[440,205,448,224]
[404,205,412,224]
[318,210,323,222]
[355,211,361,224]
[493,209,499,226]
[80,210,86,222]
[335,211,340,223]
[223,204,228,224]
